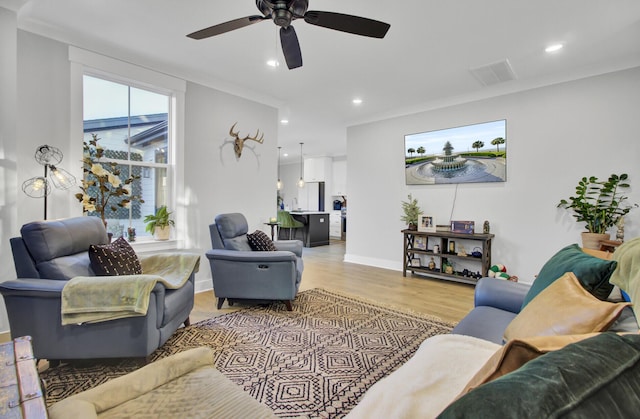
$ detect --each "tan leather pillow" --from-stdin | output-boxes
[459,333,599,397]
[581,247,614,260]
[504,272,630,342]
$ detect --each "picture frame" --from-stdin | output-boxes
[410,258,421,267]
[418,215,436,232]
[414,236,427,250]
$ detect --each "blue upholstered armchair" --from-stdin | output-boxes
[207,213,304,311]
[0,217,197,361]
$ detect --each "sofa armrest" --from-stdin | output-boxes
[273,240,303,257]
[206,249,296,263]
[49,347,214,418]
[474,277,530,314]
[0,278,66,297]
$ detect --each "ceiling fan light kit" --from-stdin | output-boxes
[187,0,390,70]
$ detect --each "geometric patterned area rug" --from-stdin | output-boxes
[41,288,454,418]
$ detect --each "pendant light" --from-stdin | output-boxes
[277,146,283,190]
[297,142,305,188]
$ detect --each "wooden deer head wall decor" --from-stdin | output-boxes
[229,122,264,159]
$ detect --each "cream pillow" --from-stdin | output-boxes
[609,237,640,327]
[504,272,630,342]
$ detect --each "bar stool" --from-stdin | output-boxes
[277,210,304,241]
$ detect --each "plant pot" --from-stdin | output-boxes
[154,226,171,241]
[408,223,417,231]
[581,232,610,250]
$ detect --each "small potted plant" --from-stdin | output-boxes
[144,205,175,240]
[557,173,637,249]
[401,194,423,231]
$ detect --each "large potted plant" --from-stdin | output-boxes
[76,134,144,227]
[557,173,637,249]
[401,194,423,230]
[144,205,175,240]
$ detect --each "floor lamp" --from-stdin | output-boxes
[22,145,76,220]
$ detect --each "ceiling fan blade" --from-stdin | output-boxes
[280,26,303,69]
[187,15,268,40]
[304,11,390,38]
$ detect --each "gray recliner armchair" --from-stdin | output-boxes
[0,216,197,361]
[207,213,304,311]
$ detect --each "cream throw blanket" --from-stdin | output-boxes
[345,334,500,419]
[61,253,200,325]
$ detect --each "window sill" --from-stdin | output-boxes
[129,239,178,253]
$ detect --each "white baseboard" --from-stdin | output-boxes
[343,253,402,272]
[195,278,212,293]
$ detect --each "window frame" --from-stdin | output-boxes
[69,47,186,250]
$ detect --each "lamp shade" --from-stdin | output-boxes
[277,146,283,190]
[22,176,51,198]
[23,144,77,219]
[35,145,63,166]
[48,165,76,190]
[298,142,305,188]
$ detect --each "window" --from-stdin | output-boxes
[82,74,172,239]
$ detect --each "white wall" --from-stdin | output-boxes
[346,67,640,283]
[17,31,74,224]
[0,7,18,332]
[184,82,279,291]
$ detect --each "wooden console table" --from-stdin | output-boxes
[0,336,47,418]
[402,229,494,285]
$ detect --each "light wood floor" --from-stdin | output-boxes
[191,240,475,324]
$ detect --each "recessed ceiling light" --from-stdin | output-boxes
[280,119,289,125]
[352,98,363,105]
[283,153,289,157]
[266,59,280,67]
[545,44,563,53]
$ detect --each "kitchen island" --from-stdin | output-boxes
[288,211,330,247]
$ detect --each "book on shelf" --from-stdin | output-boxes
[451,220,475,234]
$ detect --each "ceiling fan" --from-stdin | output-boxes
[187,0,390,70]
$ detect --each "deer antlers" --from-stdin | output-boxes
[229,122,264,158]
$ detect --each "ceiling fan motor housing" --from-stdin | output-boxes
[256,0,309,26]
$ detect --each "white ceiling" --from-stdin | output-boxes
[5,0,640,163]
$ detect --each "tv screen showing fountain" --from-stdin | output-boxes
[404,119,507,185]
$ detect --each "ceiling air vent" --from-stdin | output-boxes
[470,59,517,86]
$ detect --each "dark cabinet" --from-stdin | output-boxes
[290,212,330,247]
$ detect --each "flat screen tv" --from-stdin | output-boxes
[405,119,506,185]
